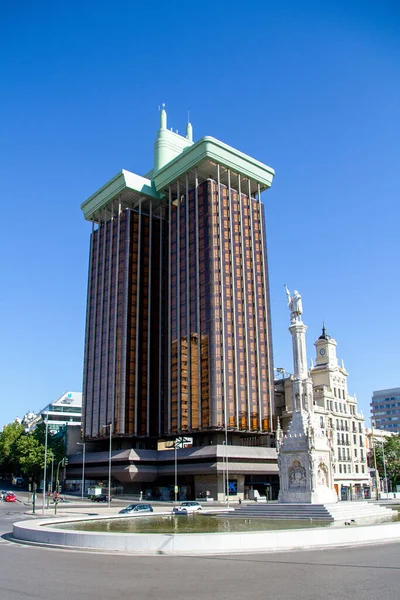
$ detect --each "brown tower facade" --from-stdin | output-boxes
[81,112,275,446]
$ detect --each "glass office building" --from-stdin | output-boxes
[81,109,275,447]
[371,388,400,432]
[22,392,82,434]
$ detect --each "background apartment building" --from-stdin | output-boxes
[371,388,400,433]
[20,391,82,434]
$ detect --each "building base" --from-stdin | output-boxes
[278,486,338,504]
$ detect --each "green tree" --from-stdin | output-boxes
[374,434,400,489]
[0,418,67,486]
[15,435,53,483]
[0,421,25,477]
[32,422,65,465]
[31,421,49,446]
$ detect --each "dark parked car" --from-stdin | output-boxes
[119,503,153,514]
[91,494,109,502]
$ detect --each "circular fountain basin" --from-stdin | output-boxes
[52,514,331,534]
[13,512,400,555]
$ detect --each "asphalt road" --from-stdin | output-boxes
[1,495,400,600]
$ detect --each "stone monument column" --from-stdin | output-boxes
[285,285,313,414]
[277,287,337,504]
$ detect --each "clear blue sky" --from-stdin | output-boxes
[1,1,399,428]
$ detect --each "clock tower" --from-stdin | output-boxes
[315,325,338,367]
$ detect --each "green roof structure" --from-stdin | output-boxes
[81,108,275,223]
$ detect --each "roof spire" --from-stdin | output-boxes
[186,110,193,141]
[318,321,330,341]
[159,103,167,129]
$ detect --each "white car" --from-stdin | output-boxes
[173,501,203,514]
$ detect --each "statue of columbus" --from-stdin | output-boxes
[285,285,303,322]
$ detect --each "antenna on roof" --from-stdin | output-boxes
[186,110,193,141]
[159,103,167,129]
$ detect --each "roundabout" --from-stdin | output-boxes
[2,501,400,600]
[12,512,400,555]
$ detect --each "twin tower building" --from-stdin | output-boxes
[82,109,275,445]
[79,109,278,497]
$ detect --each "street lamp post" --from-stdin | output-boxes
[222,441,226,505]
[371,420,380,501]
[77,442,86,499]
[274,367,288,380]
[50,451,55,494]
[225,430,229,508]
[174,441,178,504]
[103,424,112,508]
[380,435,389,501]
[46,450,54,508]
[54,457,68,515]
[42,411,49,515]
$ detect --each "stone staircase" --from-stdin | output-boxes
[326,502,395,523]
[217,502,396,523]
[218,503,333,521]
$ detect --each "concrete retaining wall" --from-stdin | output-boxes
[13,516,400,555]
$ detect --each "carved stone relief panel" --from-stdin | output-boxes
[288,459,307,488]
[317,462,328,487]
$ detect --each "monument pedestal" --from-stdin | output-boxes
[277,409,337,504]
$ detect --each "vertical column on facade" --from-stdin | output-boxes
[104,201,114,427]
[158,205,164,436]
[238,175,251,430]
[146,202,153,437]
[194,168,202,427]
[258,183,274,431]
[217,164,227,430]
[176,180,181,433]
[248,179,262,431]
[112,201,121,434]
[120,205,131,436]
[83,219,95,438]
[90,213,101,437]
[228,170,239,429]
[97,208,108,434]
[185,173,191,430]
[167,187,172,434]
[134,200,142,436]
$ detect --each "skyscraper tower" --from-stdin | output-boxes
[81,109,275,447]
